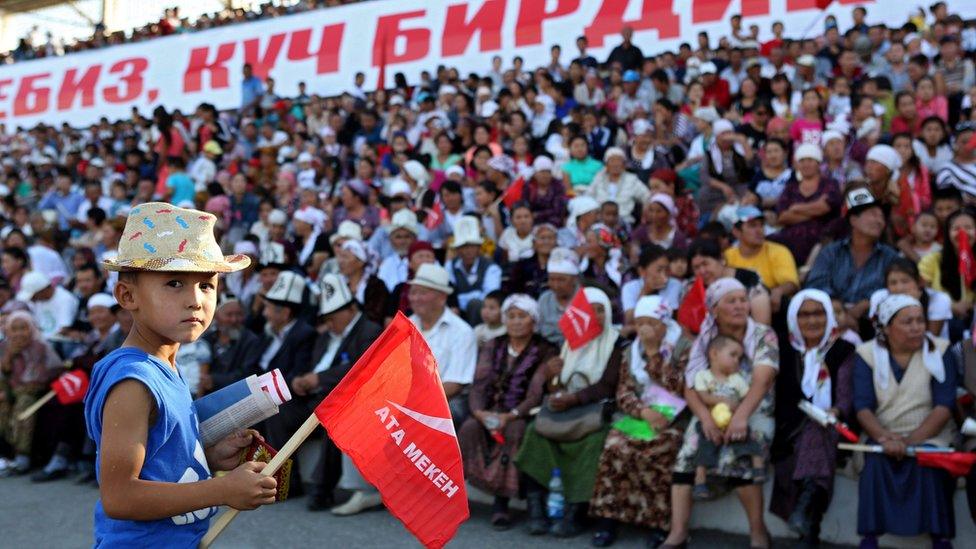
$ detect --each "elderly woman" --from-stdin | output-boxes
[663,278,779,549]
[688,238,772,325]
[590,296,692,548]
[770,289,856,546]
[525,156,568,227]
[460,294,558,529]
[0,311,63,476]
[587,147,652,225]
[293,206,329,277]
[853,295,957,547]
[516,288,623,537]
[337,240,388,325]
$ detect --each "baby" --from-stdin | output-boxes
[692,335,764,499]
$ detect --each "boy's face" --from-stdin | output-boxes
[481,299,501,325]
[934,198,961,225]
[709,341,743,376]
[118,272,218,344]
[913,215,938,244]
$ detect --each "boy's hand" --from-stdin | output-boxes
[219,461,278,510]
[205,429,263,472]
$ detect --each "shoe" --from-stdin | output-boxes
[32,467,69,482]
[591,529,616,547]
[306,493,334,512]
[788,481,816,538]
[491,510,513,530]
[331,491,382,516]
[646,528,668,548]
[526,491,549,535]
[550,503,582,538]
[692,483,712,500]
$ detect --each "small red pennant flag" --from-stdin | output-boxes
[315,313,468,548]
[677,277,708,334]
[916,451,976,477]
[958,228,976,286]
[51,369,89,405]
[558,288,603,350]
[500,176,525,208]
[424,202,443,230]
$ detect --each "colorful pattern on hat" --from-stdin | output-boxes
[103,202,250,273]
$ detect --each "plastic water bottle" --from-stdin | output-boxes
[546,468,565,520]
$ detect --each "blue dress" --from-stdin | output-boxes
[84,348,218,547]
[852,351,958,538]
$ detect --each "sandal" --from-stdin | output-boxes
[692,483,712,500]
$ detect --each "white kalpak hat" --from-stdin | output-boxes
[451,217,483,248]
[329,220,364,246]
[264,271,305,306]
[547,247,580,276]
[318,273,354,316]
[408,263,454,295]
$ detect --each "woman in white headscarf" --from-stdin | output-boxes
[852,294,957,547]
[459,294,558,530]
[769,289,856,546]
[665,277,779,549]
[590,296,692,548]
[516,287,623,537]
[336,239,388,324]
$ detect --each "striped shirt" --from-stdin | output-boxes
[935,160,976,198]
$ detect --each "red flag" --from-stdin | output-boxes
[815,0,832,9]
[958,228,976,286]
[500,176,525,208]
[677,277,708,334]
[916,451,976,477]
[51,369,89,405]
[558,288,603,350]
[424,202,443,230]
[315,313,468,548]
[376,31,388,91]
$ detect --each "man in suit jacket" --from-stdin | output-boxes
[201,297,262,393]
[291,274,383,513]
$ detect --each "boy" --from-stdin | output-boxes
[84,203,277,545]
[474,290,506,348]
[692,335,764,499]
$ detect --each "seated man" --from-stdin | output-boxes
[16,270,79,352]
[202,296,262,393]
[806,188,898,335]
[724,205,799,313]
[447,216,502,324]
[538,247,581,347]
[408,263,477,426]
[376,209,420,292]
[290,274,383,514]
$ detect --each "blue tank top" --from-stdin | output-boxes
[84,347,218,547]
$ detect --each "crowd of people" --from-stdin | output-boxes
[2,1,976,547]
[2,1,361,65]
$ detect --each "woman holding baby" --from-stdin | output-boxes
[663,277,779,549]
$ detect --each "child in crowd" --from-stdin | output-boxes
[831,297,864,346]
[668,248,690,280]
[692,335,764,499]
[83,203,276,545]
[474,290,506,348]
[897,210,941,263]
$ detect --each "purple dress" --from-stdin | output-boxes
[768,176,841,265]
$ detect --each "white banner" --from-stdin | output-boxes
[0,0,973,129]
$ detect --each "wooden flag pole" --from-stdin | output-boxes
[199,414,321,549]
[17,391,56,421]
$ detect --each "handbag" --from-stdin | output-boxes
[533,372,612,442]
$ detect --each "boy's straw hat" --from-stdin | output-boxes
[103,202,250,273]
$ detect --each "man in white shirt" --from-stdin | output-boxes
[17,270,79,345]
[377,210,419,291]
[408,263,477,426]
[446,217,502,323]
[188,140,221,189]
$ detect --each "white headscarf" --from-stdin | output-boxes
[502,293,539,324]
[630,296,682,393]
[873,294,944,390]
[786,289,837,410]
[560,287,619,392]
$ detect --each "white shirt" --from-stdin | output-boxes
[497,227,534,261]
[31,286,79,340]
[377,254,408,292]
[27,245,69,284]
[621,277,683,313]
[447,257,502,311]
[312,312,362,374]
[410,308,477,385]
[259,319,297,371]
[189,156,217,188]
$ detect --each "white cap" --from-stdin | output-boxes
[569,196,600,220]
[632,118,653,135]
[794,143,823,162]
[796,54,817,67]
[821,130,845,146]
[445,165,465,179]
[634,295,671,320]
[390,209,419,236]
[318,273,354,316]
[388,178,412,197]
[699,61,718,74]
[389,95,405,106]
[88,157,105,168]
[694,106,720,123]
[438,85,458,96]
[402,160,430,185]
[547,247,580,276]
[451,216,483,248]
[712,119,735,135]
[268,209,288,226]
[87,293,116,311]
[264,271,305,305]
[16,271,51,302]
[408,263,454,295]
[259,242,288,267]
[532,156,554,172]
[297,151,314,163]
[480,100,499,118]
[866,144,902,173]
[233,240,259,257]
[329,220,364,246]
[293,207,327,230]
[603,147,626,162]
